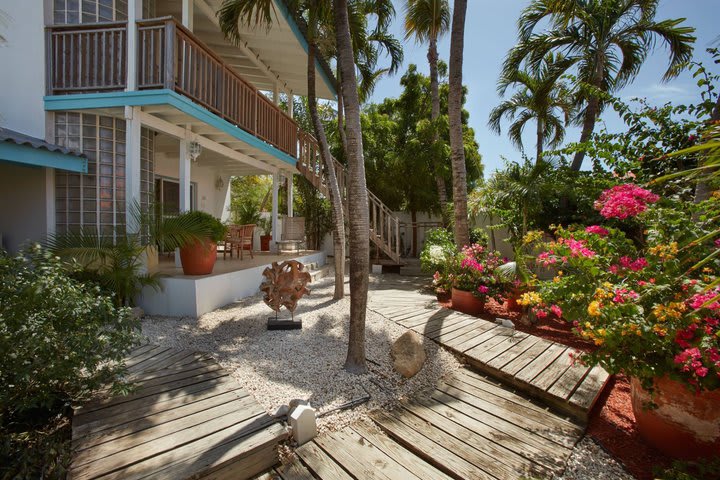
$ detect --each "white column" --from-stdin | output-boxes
[287,173,293,217]
[288,92,294,119]
[178,137,192,213]
[271,173,279,251]
[181,0,194,30]
[273,82,280,105]
[45,168,56,236]
[124,106,142,233]
[126,0,142,91]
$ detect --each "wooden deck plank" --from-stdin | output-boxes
[417,314,473,336]
[200,443,279,480]
[125,348,187,375]
[122,346,173,371]
[451,324,502,353]
[501,338,553,376]
[371,410,492,480]
[425,317,477,340]
[128,350,201,375]
[296,440,353,480]
[432,320,483,343]
[515,344,568,384]
[547,361,592,401]
[350,423,454,480]
[469,332,530,364]
[395,309,451,328]
[316,428,421,480]
[441,321,496,350]
[532,348,574,391]
[569,365,610,410]
[275,459,315,480]
[485,335,542,370]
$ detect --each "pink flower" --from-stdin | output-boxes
[617,256,648,272]
[550,304,563,318]
[594,184,660,220]
[696,366,709,377]
[585,225,609,236]
[534,308,548,319]
[562,237,596,258]
[477,285,489,294]
[715,238,720,248]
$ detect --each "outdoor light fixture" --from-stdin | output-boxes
[189,141,202,162]
[215,176,225,191]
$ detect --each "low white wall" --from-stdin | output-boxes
[0,163,49,253]
[138,251,326,317]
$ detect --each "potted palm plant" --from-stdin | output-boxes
[258,217,272,252]
[177,211,227,275]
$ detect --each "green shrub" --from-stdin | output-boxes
[469,227,488,247]
[177,210,227,242]
[0,246,141,477]
[420,228,456,273]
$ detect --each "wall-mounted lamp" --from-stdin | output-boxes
[215,176,225,191]
[189,141,202,162]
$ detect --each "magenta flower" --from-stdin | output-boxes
[594,184,659,220]
[585,225,609,236]
[550,304,563,318]
[477,285,489,294]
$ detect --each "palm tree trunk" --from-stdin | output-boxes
[570,98,598,171]
[337,70,348,156]
[448,0,470,248]
[334,0,369,374]
[536,118,543,163]
[308,40,345,300]
[428,37,448,224]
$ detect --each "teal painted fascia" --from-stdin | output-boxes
[0,142,88,173]
[274,0,338,99]
[44,90,297,167]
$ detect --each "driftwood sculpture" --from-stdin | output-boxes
[260,260,311,323]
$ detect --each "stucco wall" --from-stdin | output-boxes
[0,163,49,253]
[0,0,46,138]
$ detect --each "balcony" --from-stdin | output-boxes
[46,17,299,158]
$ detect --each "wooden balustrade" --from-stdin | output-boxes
[47,18,296,156]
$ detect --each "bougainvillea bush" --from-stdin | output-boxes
[535,184,720,391]
[448,244,506,302]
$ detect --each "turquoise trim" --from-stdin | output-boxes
[44,90,297,167]
[0,142,88,173]
[274,0,337,99]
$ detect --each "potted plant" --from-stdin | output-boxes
[420,228,457,301]
[536,184,720,460]
[450,244,505,315]
[258,217,272,252]
[177,211,227,275]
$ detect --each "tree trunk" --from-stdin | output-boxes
[334,0,369,374]
[570,97,599,171]
[428,37,448,224]
[337,70,348,156]
[411,209,418,257]
[308,40,345,300]
[536,118,543,164]
[448,0,470,248]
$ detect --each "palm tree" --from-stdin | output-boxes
[448,0,469,248]
[218,0,347,300]
[334,0,371,374]
[504,0,696,171]
[489,53,574,162]
[404,0,451,222]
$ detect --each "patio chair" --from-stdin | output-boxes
[223,224,255,260]
[277,216,305,253]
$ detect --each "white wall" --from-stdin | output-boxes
[0,163,49,253]
[154,151,231,219]
[0,0,47,138]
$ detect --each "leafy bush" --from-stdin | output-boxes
[177,210,227,242]
[469,227,488,247]
[420,228,455,273]
[233,200,262,226]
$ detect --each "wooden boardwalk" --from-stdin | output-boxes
[69,345,287,480]
[367,276,610,422]
[255,367,583,480]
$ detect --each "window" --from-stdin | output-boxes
[154,177,196,217]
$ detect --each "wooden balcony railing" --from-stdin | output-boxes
[46,18,297,157]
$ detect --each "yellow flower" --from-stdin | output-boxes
[557,271,563,276]
[594,337,605,346]
[653,324,667,336]
[702,267,713,274]
[553,276,561,283]
[588,301,602,317]
[523,230,543,245]
[648,242,679,260]
[518,291,542,306]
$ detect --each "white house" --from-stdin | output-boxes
[0,0,336,315]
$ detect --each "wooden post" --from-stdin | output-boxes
[164,20,176,90]
[271,173,280,252]
[181,0,194,31]
[288,92,294,119]
[126,0,142,91]
[287,173,293,218]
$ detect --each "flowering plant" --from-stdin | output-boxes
[537,184,720,391]
[450,244,506,302]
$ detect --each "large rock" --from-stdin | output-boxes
[391,331,427,378]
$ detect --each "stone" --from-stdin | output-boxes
[289,404,317,445]
[391,331,426,378]
[288,398,309,413]
[272,405,289,418]
[130,307,144,320]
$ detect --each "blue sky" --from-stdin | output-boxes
[368,1,720,175]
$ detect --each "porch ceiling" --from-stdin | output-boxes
[157,0,336,100]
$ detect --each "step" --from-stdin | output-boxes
[367,277,610,424]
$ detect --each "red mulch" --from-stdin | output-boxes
[437,296,669,479]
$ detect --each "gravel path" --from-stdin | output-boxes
[555,436,636,479]
[142,275,461,432]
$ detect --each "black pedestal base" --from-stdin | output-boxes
[267,317,302,330]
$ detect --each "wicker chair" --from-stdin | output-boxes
[223,224,255,260]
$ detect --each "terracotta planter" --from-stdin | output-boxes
[435,289,451,303]
[630,376,720,460]
[260,235,272,252]
[179,239,217,275]
[451,288,485,315]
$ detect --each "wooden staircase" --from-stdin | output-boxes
[296,131,402,265]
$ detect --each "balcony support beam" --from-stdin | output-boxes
[182,0,194,31]
[271,173,279,252]
[126,0,142,91]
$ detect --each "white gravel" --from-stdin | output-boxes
[554,436,636,479]
[142,275,461,432]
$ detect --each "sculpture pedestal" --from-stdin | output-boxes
[267,317,302,330]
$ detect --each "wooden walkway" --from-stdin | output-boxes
[255,367,584,480]
[69,345,287,480]
[367,276,610,422]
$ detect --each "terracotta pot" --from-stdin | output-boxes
[630,376,720,460]
[435,289,451,303]
[260,235,272,252]
[451,288,485,315]
[179,238,217,275]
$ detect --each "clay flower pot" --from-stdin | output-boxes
[451,288,485,315]
[630,376,720,460]
[435,289,451,303]
[260,235,272,252]
[179,238,217,275]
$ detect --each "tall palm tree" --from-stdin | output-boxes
[404,0,451,223]
[489,53,574,162]
[448,0,469,248]
[334,0,371,374]
[218,0,347,300]
[504,0,695,171]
